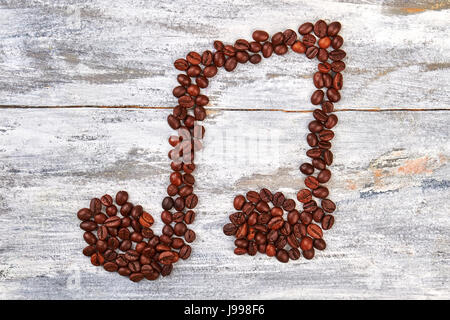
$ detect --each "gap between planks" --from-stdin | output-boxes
[0,105,449,112]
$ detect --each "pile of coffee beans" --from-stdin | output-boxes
[222,20,343,262]
[78,191,194,282]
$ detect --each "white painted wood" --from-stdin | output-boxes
[0,109,449,299]
[0,0,449,109]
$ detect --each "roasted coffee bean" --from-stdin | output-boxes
[312,208,325,223]
[287,210,300,225]
[249,42,262,53]
[259,188,273,202]
[325,114,338,129]
[90,198,102,214]
[272,192,285,207]
[167,114,181,129]
[321,199,336,213]
[201,50,213,66]
[298,22,314,35]
[312,186,329,199]
[223,45,236,57]
[108,237,120,250]
[271,32,284,45]
[104,262,119,272]
[280,222,292,236]
[309,120,323,133]
[313,72,324,89]
[213,51,226,67]
[266,244,276,257]
[184,229,196,243]
[333,72,343,90]
[174,58,189,71]
[236,51,249,63]
[331,61,346,72]
[313,109,328,122]
[187,65,202,77]
[252,30,269,42]
[179,245,192,260]
[262,42,273,58]
[317,169,331,183]
[96,240,107,253]
[247,213,257,226]
[276,249,289,263]
[327,88,341,102]
[314,20,327,38]
[305,46,319,59]
[234,39,250,51]
[83,245,96,256]
[234,247,247,255]
[161,197,174,210]
[302,34,316,47]
[293,223,307,238]
[303,248,315,260]
[282,199,296,211]
[274,44,288,55]
[318,62,331,73]
[233,195,246,210]
[97,225,108,241]
[185,194,198,209]
[299,211,313,225]
[323,149,333,165]
[172,86,186,98]
[162,225,174,237]
[249,54,262,64]
[307,224,323,239]
[80,221,97,232]
[314,238,327,250]
[204,65,218,78]
[129,272,144,282]
[305,176,319,189]
[311,89,324,105]
[242,202,255,215]
[318,129,334,141]
[318,37,331,49]
[224,57,238,72]
[256,200,270,213]
[322,101,334,113]
[292,40,306,53]
[317,48,328,62]
[288,248,301,260]
[331,35,344,49]
[177,74,191,86]
[297,189,312,203]
[83,231,97,245]
[300,163,314,175]
[77,208,92,221]
[322,73,332,88]
[96,212,109,223]
[321,214,335,230]
[283,29,297,46]
[246,191,260,204]
[327,21,341,36]
[268,216,284,230]
[300,236,313,251]
[214,40,224,51]
[306,148,322,159]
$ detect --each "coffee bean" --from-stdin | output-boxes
[271,32,284,45]
[327,22,341,36]
[249,54,262,64]
[318,37,331,49]
[318,62,331,73]
[223,45,236,57]
[300,236,313,251]
[323,149,333,165]
[174,58,189,71]
[185,194,198,209]
[121,202,133,216]
[204,65,218,78]
[307,224,323,239]
[184,229,196,243]
[305,176,319,189]
[83,245,96,256]
[96,240,107,253]
[179,244,192,260]
[300,163,314,175]
[317,169,331,183]
[321,199,336,213]
[306,148,322,159]
[289,248,301,260]
[252,30,269,42]
[262,42,273,58]
[246,191,260,204]
[214,40,224,51]
[331,61,345,72]
[83,231,97,245]
[321,214,335,230]
[234,39,250,51]
[322,101,334,113]
[292,40,306,53]
[129,272,144,282]
[324,114,338,129]
[302,34,316,47]
[90,198,102,214]
[266,244,276,257]
[77,208,92,221]
[303,248,315,260]
[314,20,327,38]
[256,200,270,213]
[299,211,313,225]
[259,188,273,202]
[298,22,313,35]
[311,89,324,105]
[272,192,285,207]
[313,72,324,89]
[323,73,332,88]
[283,29,297,46]
[80,221,97,232]
[333,73,343,90]
[187,65,202,77]
[312,208,325,223]
[276,249,289,263]
[331,35,344,49]
[104,262,118,272]
[224,57,238,72]
[305,46,319,59]
[173,86,186,97]
[327,88,341,102]
[213,51,226,67]
[317,48,328,62]
[297,189,312,203]
[312,186,329,199]
[234,247,247,255]
[282,199,296,211]
[162,197,174,210]
[287,210,300,225]
[274,44,288,55]
[201,50,213,66]
[309,120,323,133]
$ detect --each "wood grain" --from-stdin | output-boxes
[0,0,449,109]
[0,108,449,299]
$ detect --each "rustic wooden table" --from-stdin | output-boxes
[0,0,449,299]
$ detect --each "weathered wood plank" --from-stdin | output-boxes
[0,108,448,299]
[0,0,449,109]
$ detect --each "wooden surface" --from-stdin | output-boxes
[0,0,449,300]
